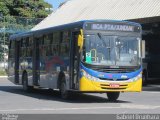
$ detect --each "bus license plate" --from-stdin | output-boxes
[109,83,120,88]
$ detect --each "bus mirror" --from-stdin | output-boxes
[78,35,82,48]
[142,40,145,59]
[78,30,84,51]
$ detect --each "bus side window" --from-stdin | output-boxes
[9,41,15,58]
[44,34,53,56]
[28,37,33,57]
[62,31,70,43]
[26,37,30,57]
[60,31,70,57]
[53,32,60,43]
[51,44,59,56]
[60,44,69,57]
[29,37,33,46]
[20,38,27,58]
[52,32,60,56]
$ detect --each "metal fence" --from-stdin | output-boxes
[0,16,43,69]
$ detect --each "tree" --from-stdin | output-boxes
[0,0,53,18]
[0,0,53,62]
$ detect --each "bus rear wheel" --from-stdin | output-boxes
[60,77,69,99]
[106,92,120,101]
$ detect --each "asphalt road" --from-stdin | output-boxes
[0,77,160,114]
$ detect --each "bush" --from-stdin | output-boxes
[0,69,7,76]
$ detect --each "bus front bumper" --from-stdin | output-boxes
[79,77,142,92]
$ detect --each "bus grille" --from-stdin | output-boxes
[99,78,129,81]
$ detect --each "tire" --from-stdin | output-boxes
[60,77,69,99]
[23,73,33,92]
[106,92,120,101]
[142,72,148,86]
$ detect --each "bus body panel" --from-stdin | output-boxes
[8,20,142,95]
[79,64,142,92]
[79,76,142,92]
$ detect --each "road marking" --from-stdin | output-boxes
[146,92,160,94]
[0,105,160,112]
[120,104,160,109]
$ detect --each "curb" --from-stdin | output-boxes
[0,76,8,78]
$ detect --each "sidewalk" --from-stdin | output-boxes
[0,76,8,78]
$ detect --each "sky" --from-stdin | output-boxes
[45,0,66,9]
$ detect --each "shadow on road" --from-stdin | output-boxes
[0,85,130,104]
[143,85,160,92]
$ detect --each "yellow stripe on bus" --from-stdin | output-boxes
[79,76,142,92]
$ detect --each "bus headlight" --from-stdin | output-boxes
[131,73,142,82]
[81,70,99,81]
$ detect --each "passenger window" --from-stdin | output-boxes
[29,37,33,46]
[9,41,15,58]
[62,31,70,43]
[59,31,70,57]
[52,45,58,56]
[53,32,60,43]
[44,34,52,45]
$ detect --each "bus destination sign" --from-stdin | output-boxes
[85,23,140,32]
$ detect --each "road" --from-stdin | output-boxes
[0,77,160,114]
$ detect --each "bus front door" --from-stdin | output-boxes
[70,32,79,89]
[33,38,40,86]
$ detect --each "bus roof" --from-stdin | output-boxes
[10,19,141,40]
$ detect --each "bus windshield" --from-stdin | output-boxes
[83,34,140,67]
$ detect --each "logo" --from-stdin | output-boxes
[121,75,128,79]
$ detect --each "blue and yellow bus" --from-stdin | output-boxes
[8,20,142,101]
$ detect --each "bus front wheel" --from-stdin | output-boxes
[106,92,120,101]
[60,77,69,99]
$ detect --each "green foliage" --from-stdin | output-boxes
[0,1,10,15]
[0,0,53,62]
[0,0,53,18]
